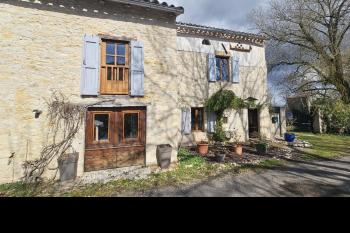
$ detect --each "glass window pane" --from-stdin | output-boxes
[124,113,139,139]
[106,43,115,55]
[191,109,196,130]
[94,114,109,141]
[216,58,221,81]
[117,44,126,56]
[222,59,229,81]
[107,67,112,80]
[198,109,203,130]
[106,56,115,65]
[117,56,126,65]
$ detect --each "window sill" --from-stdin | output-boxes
[208,81,233,83]
[92,140,110,145]
[99,93,129,96]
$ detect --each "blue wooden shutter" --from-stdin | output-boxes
[207,112,217,133]
[130,41,145,96]
[81,34,100,96]
[208,53,216,82]
[232,54,240,83]
[181,108,191,135]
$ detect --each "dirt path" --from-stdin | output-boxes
[124,156,350,197]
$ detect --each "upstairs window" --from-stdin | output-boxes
[81,35,145,97]
[100,40,130,95]
[216,56,229,82]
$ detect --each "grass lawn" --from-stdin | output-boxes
[1,133,348,197]
[295,132,350,160]
[0,149,237,197]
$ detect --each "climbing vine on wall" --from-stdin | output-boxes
[204,90,245,142]
[22,91,113,183]
[22,92,86,183]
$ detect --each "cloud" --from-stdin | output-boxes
[165,0,268,32]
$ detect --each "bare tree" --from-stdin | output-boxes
[252,0,350,103]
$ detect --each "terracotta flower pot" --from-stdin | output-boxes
[234,145,243,156]
[197,143,209,156]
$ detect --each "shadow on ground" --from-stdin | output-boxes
[128,155,350,197]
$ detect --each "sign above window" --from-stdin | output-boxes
[230,43,252,52]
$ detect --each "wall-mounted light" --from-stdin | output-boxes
[33,109,43,119]
[202,39,211,45]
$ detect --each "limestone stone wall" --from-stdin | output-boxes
[0,0,181,184]
[177,35,271,144]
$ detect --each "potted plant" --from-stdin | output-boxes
[231,130,243,156]
[57,152,79,182]
[255,134,269,155]
[197,141,209,156]
[156,144,172,169]
[284,132,296,142]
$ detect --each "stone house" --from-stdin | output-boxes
[0,0,280,184]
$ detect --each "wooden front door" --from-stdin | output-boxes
[84,107,146,172]
[248,109,259,138]
[100,40,129,95]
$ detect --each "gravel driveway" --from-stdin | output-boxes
[126,156,350,197]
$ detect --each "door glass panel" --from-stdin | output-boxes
[106,56,115,65]
[106,43,116,55]
[191,109,196,130]
[124,113,139,139]
[94,114,109,141]
[198,109,203,130]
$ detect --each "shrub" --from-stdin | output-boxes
[313,99,350,134]
[213,119,227,142]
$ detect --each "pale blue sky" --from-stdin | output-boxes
[166,0,268,32]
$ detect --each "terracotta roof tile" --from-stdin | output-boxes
[108,0,184,15]
[177,22,266,45]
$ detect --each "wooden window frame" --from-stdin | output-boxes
[92,112,112,144]
[122,110,141,143]
[216,56,230,82]
[191,108,204,132]
[100,39,130,95]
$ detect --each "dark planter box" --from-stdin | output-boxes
[58,153,79,182]
[256,144,268,155]
[216,154,226,163]
[156,144,172,169]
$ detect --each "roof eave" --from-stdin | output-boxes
[108,0,184,16]
[176,22,267,45]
